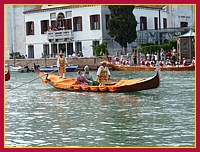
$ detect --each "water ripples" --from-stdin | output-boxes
[5,71,195,147]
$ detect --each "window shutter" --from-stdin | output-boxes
[90,15,93,30]
[73,17,75,31]
[80,17,82,31]
[26,22,28,35]
[32,22,34,35]
[140,17,142,30]
[41,21,43,34]
[97,15,100,30]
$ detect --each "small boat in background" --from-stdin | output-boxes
[9,64,30,73]
[5,65,10,81]
[38,64,78,72]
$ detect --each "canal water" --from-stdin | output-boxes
[5,70,195,147]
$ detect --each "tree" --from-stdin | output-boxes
[91,42,108,56]
[107,5,137,54]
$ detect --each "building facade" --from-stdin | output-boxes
[5,5,38,59]
[5,5,195,59]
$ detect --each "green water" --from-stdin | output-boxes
[5,70,195,147]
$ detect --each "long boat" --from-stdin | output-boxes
[5,69,10,81]
[110,63,195,71]
[34,63,160,93]
[37,64,78,72]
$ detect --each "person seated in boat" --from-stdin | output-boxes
[140,58,145,66]
[76,71,89,86]
[150,59,155,67]
[190,57,195,66]
[115,56,120,65]
[96,61,111,86]
[125,59,130,65]
[166,59,172,67]
[121,59,125,65]
[57,53,68,78]
[175,60,180,67]
[83,65,99,86]
[145,60,150,66]
[159,60,164,66]
[183,58,188,66]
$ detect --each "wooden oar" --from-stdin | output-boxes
[8,67,61,92]
[7,75,46,92]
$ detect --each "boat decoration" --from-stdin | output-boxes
[34,63,160,93]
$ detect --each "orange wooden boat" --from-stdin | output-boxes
[5,69,10,81]
[34,63,160,93]
[110,63,195,71]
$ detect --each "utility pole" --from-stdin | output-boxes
[158,9,161,45]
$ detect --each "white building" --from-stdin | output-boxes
[5,5,195,59]
[5,5,38,59]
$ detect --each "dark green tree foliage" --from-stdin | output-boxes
[107,5,137,51]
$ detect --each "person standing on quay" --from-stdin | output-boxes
[96,61,111,86]
[57,53,68,78]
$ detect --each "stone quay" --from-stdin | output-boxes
[5,57,113,71]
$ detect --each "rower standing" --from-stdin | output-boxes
[96,61,110,86]
[57,53,68,78]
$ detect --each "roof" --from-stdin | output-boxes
[179,29,195,37]
[24,6,42,12]
[137,5,164,9]
[24,5,164,14]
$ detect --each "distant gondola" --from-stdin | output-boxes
[110,63,195,71]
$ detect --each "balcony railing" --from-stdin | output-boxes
[47,30,73,41]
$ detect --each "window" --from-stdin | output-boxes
[92,41,99,56]
[41,20,49,34]
[163,18,167,29]
[90,15,100,30]
[66,19,72,30]
[183,43,188,52]
[73,17,82,31]
[154,17,158,30]
[57,13,65,30]
[67,43,73,55]
[26,21,34,35]
[66,11,72,18]
[140,17,147,30]
[43,44,50,57]
[93,41,99,46]
[51,20,57,30]
[105,14,110,29]
[180,22,188,27]
[51,44,58,57]
[75,42,82,52]
[50,13,56,20]
[28,45,34,58]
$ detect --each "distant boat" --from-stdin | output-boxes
[37,64,78,72]
[5,65,10,81]
[110,63,195,71]
[9,65,29,73]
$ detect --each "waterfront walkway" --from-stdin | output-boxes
[5,57,112,71]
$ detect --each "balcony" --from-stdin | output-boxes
[47,30,73,42]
